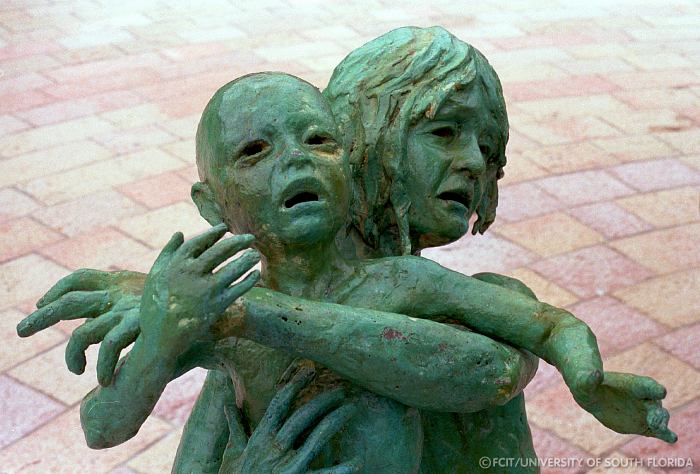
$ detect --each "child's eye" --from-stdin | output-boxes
[236,140,270,166]
[305,134,336,147]
[430,126,456,139]
[241,140,269,156]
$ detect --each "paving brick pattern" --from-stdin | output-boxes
[1,1,699,472]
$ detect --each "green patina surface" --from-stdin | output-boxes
[17,27,675,474]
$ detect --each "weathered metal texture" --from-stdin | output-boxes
[17,26,675,474]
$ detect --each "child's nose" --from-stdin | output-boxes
[280,146,314,171]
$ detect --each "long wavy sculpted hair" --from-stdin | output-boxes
[324,26,509,256]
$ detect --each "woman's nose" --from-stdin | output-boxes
[452,137,486,177]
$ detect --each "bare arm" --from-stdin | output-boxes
[80,336,181,448]
[82,284,536,448]
[80,228,260,449]
[217,287,537,413]
[376,256,601,394]
[367,257,675,442]
[32,227,537,447]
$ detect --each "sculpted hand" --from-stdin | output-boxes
[17,269,147,386]
[140,223,260,355]
[228,366,358,474]
[574,371,677,443]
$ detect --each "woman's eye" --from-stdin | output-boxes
[479,143,500,164]
[305,134,335,146]
[430,126,456,139]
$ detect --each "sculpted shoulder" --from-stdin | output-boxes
[357,255,448,283]
[342,256,448,313]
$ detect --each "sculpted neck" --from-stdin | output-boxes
[259,237,351,299]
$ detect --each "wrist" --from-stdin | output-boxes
[565,367,603,407]
[130,335,181,378]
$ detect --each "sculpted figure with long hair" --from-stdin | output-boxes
[18,27,675,473]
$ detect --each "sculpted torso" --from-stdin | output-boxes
[212,255,537,473]
[219,260,420,472]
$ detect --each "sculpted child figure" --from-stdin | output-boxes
[26,72,541,472]
[18,27,676,473]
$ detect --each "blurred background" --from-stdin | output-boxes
[0,0,699,472]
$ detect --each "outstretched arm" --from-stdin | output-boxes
[80,227,261,448]
[80,335,181,448]
[371,256,676,443]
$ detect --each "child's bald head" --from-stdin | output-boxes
[191,72,349,249]
[196,72,328,188]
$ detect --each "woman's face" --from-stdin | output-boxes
[210,78,350,250]
[403,82,502,251]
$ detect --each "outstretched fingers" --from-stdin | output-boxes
[17,290,111,337]
[197,234,256,273]
[290,403,357,472]
[605,372,667,400]
[178,223,228,259]
[276,388,346,450]
[214,249,260,288]
[645,402,677,443]
[152,231,184,272]
[65,313,120,374]
[96,319,141,386]
[36,269,111,308]
[635,376,667,401]
[221,270,261,308]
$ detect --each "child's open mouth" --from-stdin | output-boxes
[285,192,320,209]
[279,176,328,213]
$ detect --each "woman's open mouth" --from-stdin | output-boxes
[437,190,471,209]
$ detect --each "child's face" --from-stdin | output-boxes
[404,83,501,249]
[209,78,349,250]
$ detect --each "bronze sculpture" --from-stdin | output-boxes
[17,27,676,473]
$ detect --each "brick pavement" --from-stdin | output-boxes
[1,1,699,472]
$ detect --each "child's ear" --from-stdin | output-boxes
[191,182,224,226]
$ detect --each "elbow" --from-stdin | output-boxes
[84,430,113,450]
[493,356,537,406]
[81,415,119,449]
[455,350,539,412]
[82,421,135,450]
[80,397,133,449]
[82,422,138,450]
[503,349,539,401]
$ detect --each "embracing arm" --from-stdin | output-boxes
[381,257,601,394]
[21,271,536,420]
[215,287,537,413]
[73,281,536,448]
[375,257,675,442]
[25,226,537,446]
